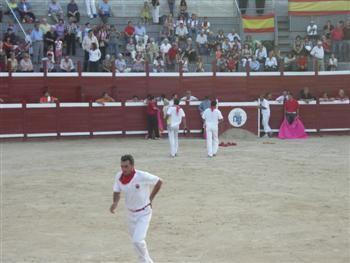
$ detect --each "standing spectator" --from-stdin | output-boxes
[196,30,208,55]
[108,25,120,57]
[166,42,179,71]
[60,55,75,72]
[292,35,304,55]
[44,26,56,55]
[39,18,51,35]
[88,42,101,72]
[0,41,7,72]
[264,51,278,71]
[97,24,109,60]
[54,38,63,64]
[19,53,33,72]
[5,0,20,21]
[67,0,80,22]
[321,35,332,62]
[179,0,188,19]
[85,0,97,19]
[82,30,99,71]
[126,38,136,60]
[31,22,44,65]
[259,93,272,137]
[184,37,197,64]
[255,0,266,14]
[48,0,63,23]
[310,40,325,71]
[146,38,159,63]
[65,17,78,56]
[7,52,18,72]
[135,21,149,46]
[323,20,334,39]
[55,19,65,40]
[18,0,36,23]
[146,96,160,140]
[187,13,199,39]
[98,0,112,24]
[331,22,344,61]
[168,0,175,15]
[201,17,211,34]
[160,38,171,60]
[160,21,172,41]
[151,0,160,24]
[328,53,338,71]
[140,1,151,24]
[343,21,350,61]
[307,21,318,41]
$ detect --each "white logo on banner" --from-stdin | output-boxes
[228,108,247,127]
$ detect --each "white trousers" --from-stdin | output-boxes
[168,126,179,157]
[206,126,219,157]
[85,0,96,17]
[127,207,153,263]
[152,6,159,23]
[262,112,271,133]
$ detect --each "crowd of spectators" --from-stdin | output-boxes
[0,0,349,73]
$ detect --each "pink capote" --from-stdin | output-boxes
[278,117,308,139]
[157,109,164,134]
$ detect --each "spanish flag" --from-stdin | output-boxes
[242,14,275,33]
[289,0,350,16]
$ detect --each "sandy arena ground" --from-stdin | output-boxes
[1,134,349,263]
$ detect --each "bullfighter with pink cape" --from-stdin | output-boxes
[278,94,307,139]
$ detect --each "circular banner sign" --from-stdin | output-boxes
[228,108,247,127]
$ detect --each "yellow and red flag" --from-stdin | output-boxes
[242,14,275,33]
[289,0,350,16]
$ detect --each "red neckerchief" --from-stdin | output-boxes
[119,169,136,185]
[210,106,215,112]
[176,105,180,115]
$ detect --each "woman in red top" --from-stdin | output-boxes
[146,95,160,139]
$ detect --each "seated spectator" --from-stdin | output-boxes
[226,55,237,72]
[175,21,188,42]
[296,54,307,71]
[3,36,16,57]
[187,13,199,38]
[41,54,56,72]
[215,46,222,60]
[179,0,188,19]
[299,87,315,101]
[255,43,267,64]
[159,22,172,41]
[181,90,198,102]
[127,95,141,102]
[166,42,179,71]
[0,98,4,103]
[126,38,136,60]
[328,53,338,71]
[319,92,334,102]
[98,0,112,24]
[196,30,209,55]
[153,55,166,72]
[196,56,204,72]
[88,42,101,72]
[249,55,260,72]
[136,39,146,57]
[284,53,296,71]
[140,1,151,24]
[207,31,217,54]
[151,0,160,24]
[132,54,145,72]
[184,37,197,63]
[216,30,225,47]
[7,51,18,72]
[124,21,135,41]
[227,29,240,43]
[18,0,36,23]
[107,25,120,57]
[48,0,63,23]
[241,43,252,68]
[264,51,278,71]
[5,0,20,20]
[19,53,33,72]
[222,38,233,54]
[304,36,313,54]
[323,20,334,39]
[336,89,349,100]
[146,38,159,63]
[101,54,112,72]
[60,56,75,72]
[96,92,115,104]
[180,56,189,72]
[115,53,129,73]
[67,0,80,23]
[40,91,58,103]
[160,38,172,60]
[217,56,227,72]
[135,21,148,46]
[307,20,318,41]
[201,17,211,34]
[292,35,304,55]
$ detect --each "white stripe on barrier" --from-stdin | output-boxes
[92,102,122,107]
[93,131,123,135]
[26,103,57,108]
[283,72,315,76]
[216,72,247,77]
[319,100,350,104]
[125,131,148,135]
[149,72,179,77]
[0,73,9,77]
[318,70,350,76]
[47,72,79,77]
[0,103,22,109]
[60,103,89,107]
[81,72,113,77]
[124,102,146,107]
[182,72,213,77]
[0,134,24,138]
[298,100,317,105]
[250,72,280,76]
[219,102,258,107]
[189,101,201,106]
[27,133,58,137]
[190,129,202,133]
[60,132,90,136]
[116,73,146,77]
[260,129,318,133]
[319,128,350,132]
[11,72,44,77]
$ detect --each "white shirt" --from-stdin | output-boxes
[307,24,317,36]
[196,34,208,45]
[180,95,198,101]
[167,106,185,128]
[265,57,277,67]
[202,108,223,128]
[89,49,101,62]
[113,170,160,210]
[160,43,171,54]
[261,99,270,114]
[310,46,324,59]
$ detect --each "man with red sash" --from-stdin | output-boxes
[110,155,162,263]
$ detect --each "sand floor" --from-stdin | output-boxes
[1,135,349,263]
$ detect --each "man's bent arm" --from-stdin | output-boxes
[150,179,162,203]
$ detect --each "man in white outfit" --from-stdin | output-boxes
[167,98,187,157]
[110,155,162,263]
[85,0,97,18]
[202,100,223,157]
[259,93,272,137]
